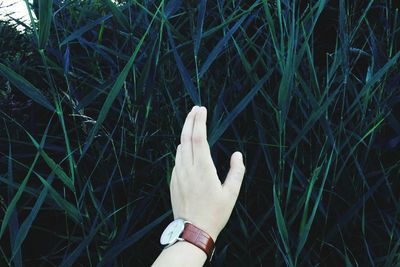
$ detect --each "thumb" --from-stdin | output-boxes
[222,151,246,199]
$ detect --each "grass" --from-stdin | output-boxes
[0,0,399,266]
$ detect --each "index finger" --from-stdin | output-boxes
[192,106,212,166]
[180,106,199,165]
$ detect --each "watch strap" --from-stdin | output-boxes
[181,222,215,261]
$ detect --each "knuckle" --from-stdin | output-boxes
[196,157,213,168]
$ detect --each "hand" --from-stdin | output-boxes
[170,106,246,241]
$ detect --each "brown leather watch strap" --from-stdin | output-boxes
[181,222,215,261]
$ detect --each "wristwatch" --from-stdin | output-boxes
[160,218,215,262]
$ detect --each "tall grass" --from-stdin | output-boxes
[0,0,399,266]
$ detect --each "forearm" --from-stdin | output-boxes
[152,240,207,267]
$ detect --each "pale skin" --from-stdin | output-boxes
[152,105,246,267]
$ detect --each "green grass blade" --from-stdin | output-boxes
[167,26,200,105]
[60,13,113,46]
[21,125,74,191]
[273,183,294,266]
[198,14,247,78]
[194,0,207,56]
[209,70,272,146]
[103,0,130,30]
[0,111,74,190]
[5,126,22,267]
[283,87,341,158]
[11,173,55,261]
[0,63,55,111]
[80,3,162,157]
[296,150,334,260]
[97,211,171,266]
[38,0,53,49]
[0,153,40,241]
[36,175,81,223]
[346,50,400,114]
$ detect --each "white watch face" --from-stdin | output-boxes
[160,219,185,245]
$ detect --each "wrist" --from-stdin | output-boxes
[176,216,222,242]
[160,218,217,262]
[190,222,219,242]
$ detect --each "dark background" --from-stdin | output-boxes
[1,0,400,266]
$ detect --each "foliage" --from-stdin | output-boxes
[0,0,399,266]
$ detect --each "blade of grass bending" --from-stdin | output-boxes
[285,148,298,213]
[38,0,52,49]
[80,3,162,157]
[59,217,102,267]
[75,79,114,111]
[273,183,294,266]
[36,175,81,223]
[103,0,130,30]
[108,178,166,246]
[198,14,247,78]
[0,114,53,240]
[338,116,386,177]
[59,206,170,267]
[60,13,113,46]
[22,0,38,45]
[11,173,55,262]
[261,0,280,65]
[354,159,377,267]
[346,50,400,114]
[295,150,334,261]
[0,63,55,111]
[0,176,37,197]
[385,238,400,267]
[77,97,127,206]
[297,75,337,153]
[0,111,74,190]
[164,0,182,17]
[284,87,341,158]
[209,80,226,132]
[208,70,272,147]
[251,101,277,182]
[325,173,387,243]
[237,201,271,243]
[298,165,322,234]
[137,38,157,109]
[5,125,22,267]
[0,152,39,240]
[194,0,207,56]
[97,211,172,266]
[278,5,296,114]
[0,151,40,238]
[167,27,200,105]
[339,0,349,85]
[30,137,74,191]
[350,0,374,41]
[54,94,76,185]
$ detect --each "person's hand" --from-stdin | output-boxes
[170,105,246,241]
